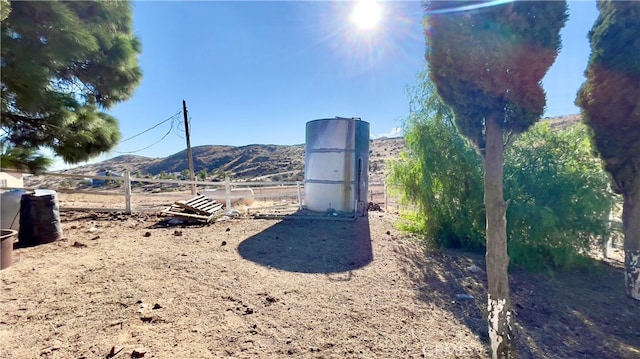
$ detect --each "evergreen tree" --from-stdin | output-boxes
[0,0,10,21]
[0,145,52,174]
[576,0,640,300]
[1,1,142,168]
[424,1,567,356]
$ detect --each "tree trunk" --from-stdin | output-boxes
[623,183,640,300]
[484,115,514,358]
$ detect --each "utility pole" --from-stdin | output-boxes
[183,100,196,195]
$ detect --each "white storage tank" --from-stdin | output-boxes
[305,117,369,215]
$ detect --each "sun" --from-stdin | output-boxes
[350,0,383,30]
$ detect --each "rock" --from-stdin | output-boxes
[467,265,481,273]
[72,241,87,248]
[144,232,151,237]
[224,209,241,217]
[137,302,147,313]
[455,293,474,301]
[368,202,382,211]
[286,338,293,344]
[107,345,123,358]
[226,228,231,232]
[40,346,60,355]
[265,296,278,304]
[90,235,100,240]
[221,241,227,246]
[173,230,182,236]
[131,347,147,358]
[152,303,162,310]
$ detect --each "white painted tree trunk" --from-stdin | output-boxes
[623,186,640,300]
[484,116,514,358]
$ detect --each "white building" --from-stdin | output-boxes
[0,170,24,189]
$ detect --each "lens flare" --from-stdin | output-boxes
[424,0,514,15]
[350,0,382,30]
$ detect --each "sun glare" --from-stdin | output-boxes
[350,0,382,30]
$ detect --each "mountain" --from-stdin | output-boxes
[52,137,405,183]
[145,144,306,180]
[33,114,579,185]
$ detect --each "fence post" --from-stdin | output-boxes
[384,182,388,211]
[296,181,302,210]
[225,176,231,210]
[124,170,132,214]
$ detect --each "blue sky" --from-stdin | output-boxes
[54,0,599,169]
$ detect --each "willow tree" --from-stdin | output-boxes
[577,0,640,300]
[424,1,567,357]
[1,1,142,167]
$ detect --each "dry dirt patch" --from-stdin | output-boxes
[1,210,638,359]
[0,211,486,359]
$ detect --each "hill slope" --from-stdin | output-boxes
[58,138,405,182]
[42,114,579,183]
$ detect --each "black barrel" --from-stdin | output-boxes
[19,191,63,245]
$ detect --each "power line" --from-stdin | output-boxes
[119,110,182,144]
[113,120,175,154]
[173,116,184,139]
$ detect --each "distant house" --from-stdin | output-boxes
[0,169,25,189]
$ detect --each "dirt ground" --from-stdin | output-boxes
[1,210,639,359]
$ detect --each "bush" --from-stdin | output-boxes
[388,110,485,250]
[504,123,616,270]
[388,71,617,270]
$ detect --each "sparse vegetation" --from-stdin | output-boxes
[197,168,209,181]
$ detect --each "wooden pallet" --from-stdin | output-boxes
[161,195,224,222]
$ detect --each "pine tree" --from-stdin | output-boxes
[424,1,567,356]
[1,1,142,167]
[576,0,640,300]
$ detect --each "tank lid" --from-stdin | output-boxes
[307,117,369,125]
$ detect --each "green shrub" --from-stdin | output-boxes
[504,123,616,270]
[388,76,485,250]
[388,72,617,270]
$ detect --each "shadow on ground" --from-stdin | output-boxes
[395,244,640,359]
[238,216,372,274]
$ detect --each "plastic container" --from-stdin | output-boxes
[19,190,63,245]
[0,229,16,270]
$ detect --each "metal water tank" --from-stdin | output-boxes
[305,118,369,214]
